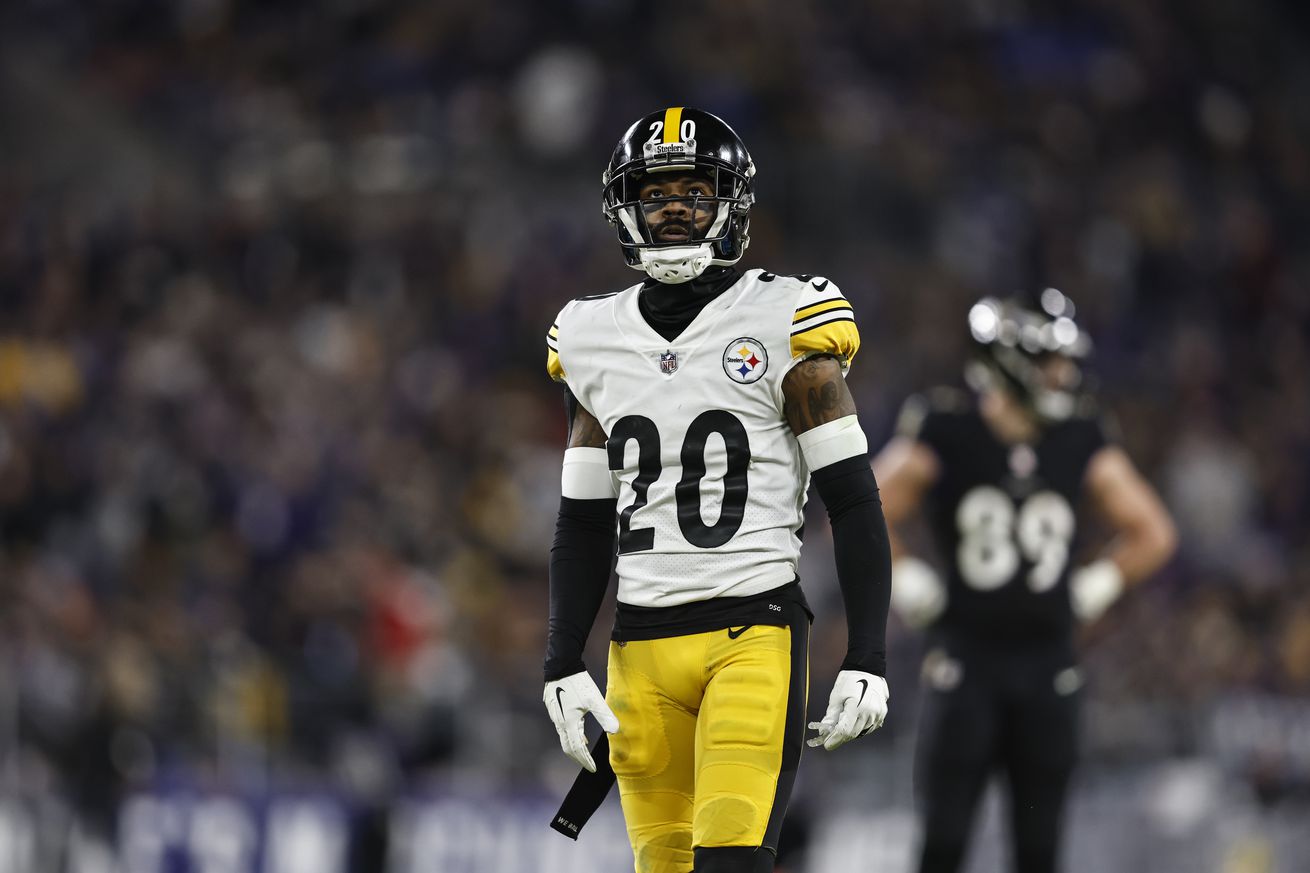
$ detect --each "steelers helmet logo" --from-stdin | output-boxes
[723,337,768,384]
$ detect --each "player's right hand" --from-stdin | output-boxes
[890,556,947,628]
[543,671,620,772]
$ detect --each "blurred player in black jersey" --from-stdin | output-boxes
[872,292,1177,873]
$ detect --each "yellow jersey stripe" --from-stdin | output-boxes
[793,299,853,322]
[547,347,565,381]
[663,107,684,143]
[791,314,857,337]
[790,319,861,366]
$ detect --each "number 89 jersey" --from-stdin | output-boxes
[897,389,1111,645]
[547,269,859,608]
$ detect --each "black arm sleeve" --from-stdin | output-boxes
[544,496,618,682]
[811,454,892,677]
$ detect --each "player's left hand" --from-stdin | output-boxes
[1069,558,1124,623]
[808,670,889,751]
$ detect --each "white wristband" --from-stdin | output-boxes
[797,415,868,470]
[561,447,617,499]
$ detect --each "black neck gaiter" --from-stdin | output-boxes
[637,266,742,343]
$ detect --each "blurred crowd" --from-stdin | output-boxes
[1,0,1308,852]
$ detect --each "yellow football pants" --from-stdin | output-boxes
[605,618,809,873]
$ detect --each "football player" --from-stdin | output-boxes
[541,107,893,873]
[873,294,1178,873]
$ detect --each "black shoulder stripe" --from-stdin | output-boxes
[792,309,855,331]
[792,301,853,325]
[576,291,620,301]
[790,315,857,337]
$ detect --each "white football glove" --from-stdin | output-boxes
[890,557,947,629]
[1069,558,1125,623]
[808,670,889,751]
[543,671,620,772]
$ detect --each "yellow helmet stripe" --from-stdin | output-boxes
[663,106,684,143]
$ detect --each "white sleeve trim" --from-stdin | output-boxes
[796,415,868,470]
[561,447,618,499]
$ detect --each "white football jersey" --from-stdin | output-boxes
[547,269,861,608]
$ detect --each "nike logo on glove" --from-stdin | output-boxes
[556,687,566,714]
[856,678,868,705]
[727,626,752,639]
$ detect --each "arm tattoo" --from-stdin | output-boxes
[563,386,608,448]
[807,380,844,424]
[570,410,609,448]
[783,354,858,434]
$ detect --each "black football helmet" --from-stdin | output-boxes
[601,107,755,283]
[965,289,1094,423]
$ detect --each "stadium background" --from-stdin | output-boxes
[1,0,1308,871]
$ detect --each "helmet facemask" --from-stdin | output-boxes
[602,138,754,284]
[966,293,1093,424]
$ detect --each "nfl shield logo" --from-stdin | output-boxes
[659,350,679,374]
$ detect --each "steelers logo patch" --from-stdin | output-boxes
[722,337,768,384]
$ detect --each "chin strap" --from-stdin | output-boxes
[639,243,714,284]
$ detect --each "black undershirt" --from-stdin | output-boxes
[637,266,741,341]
